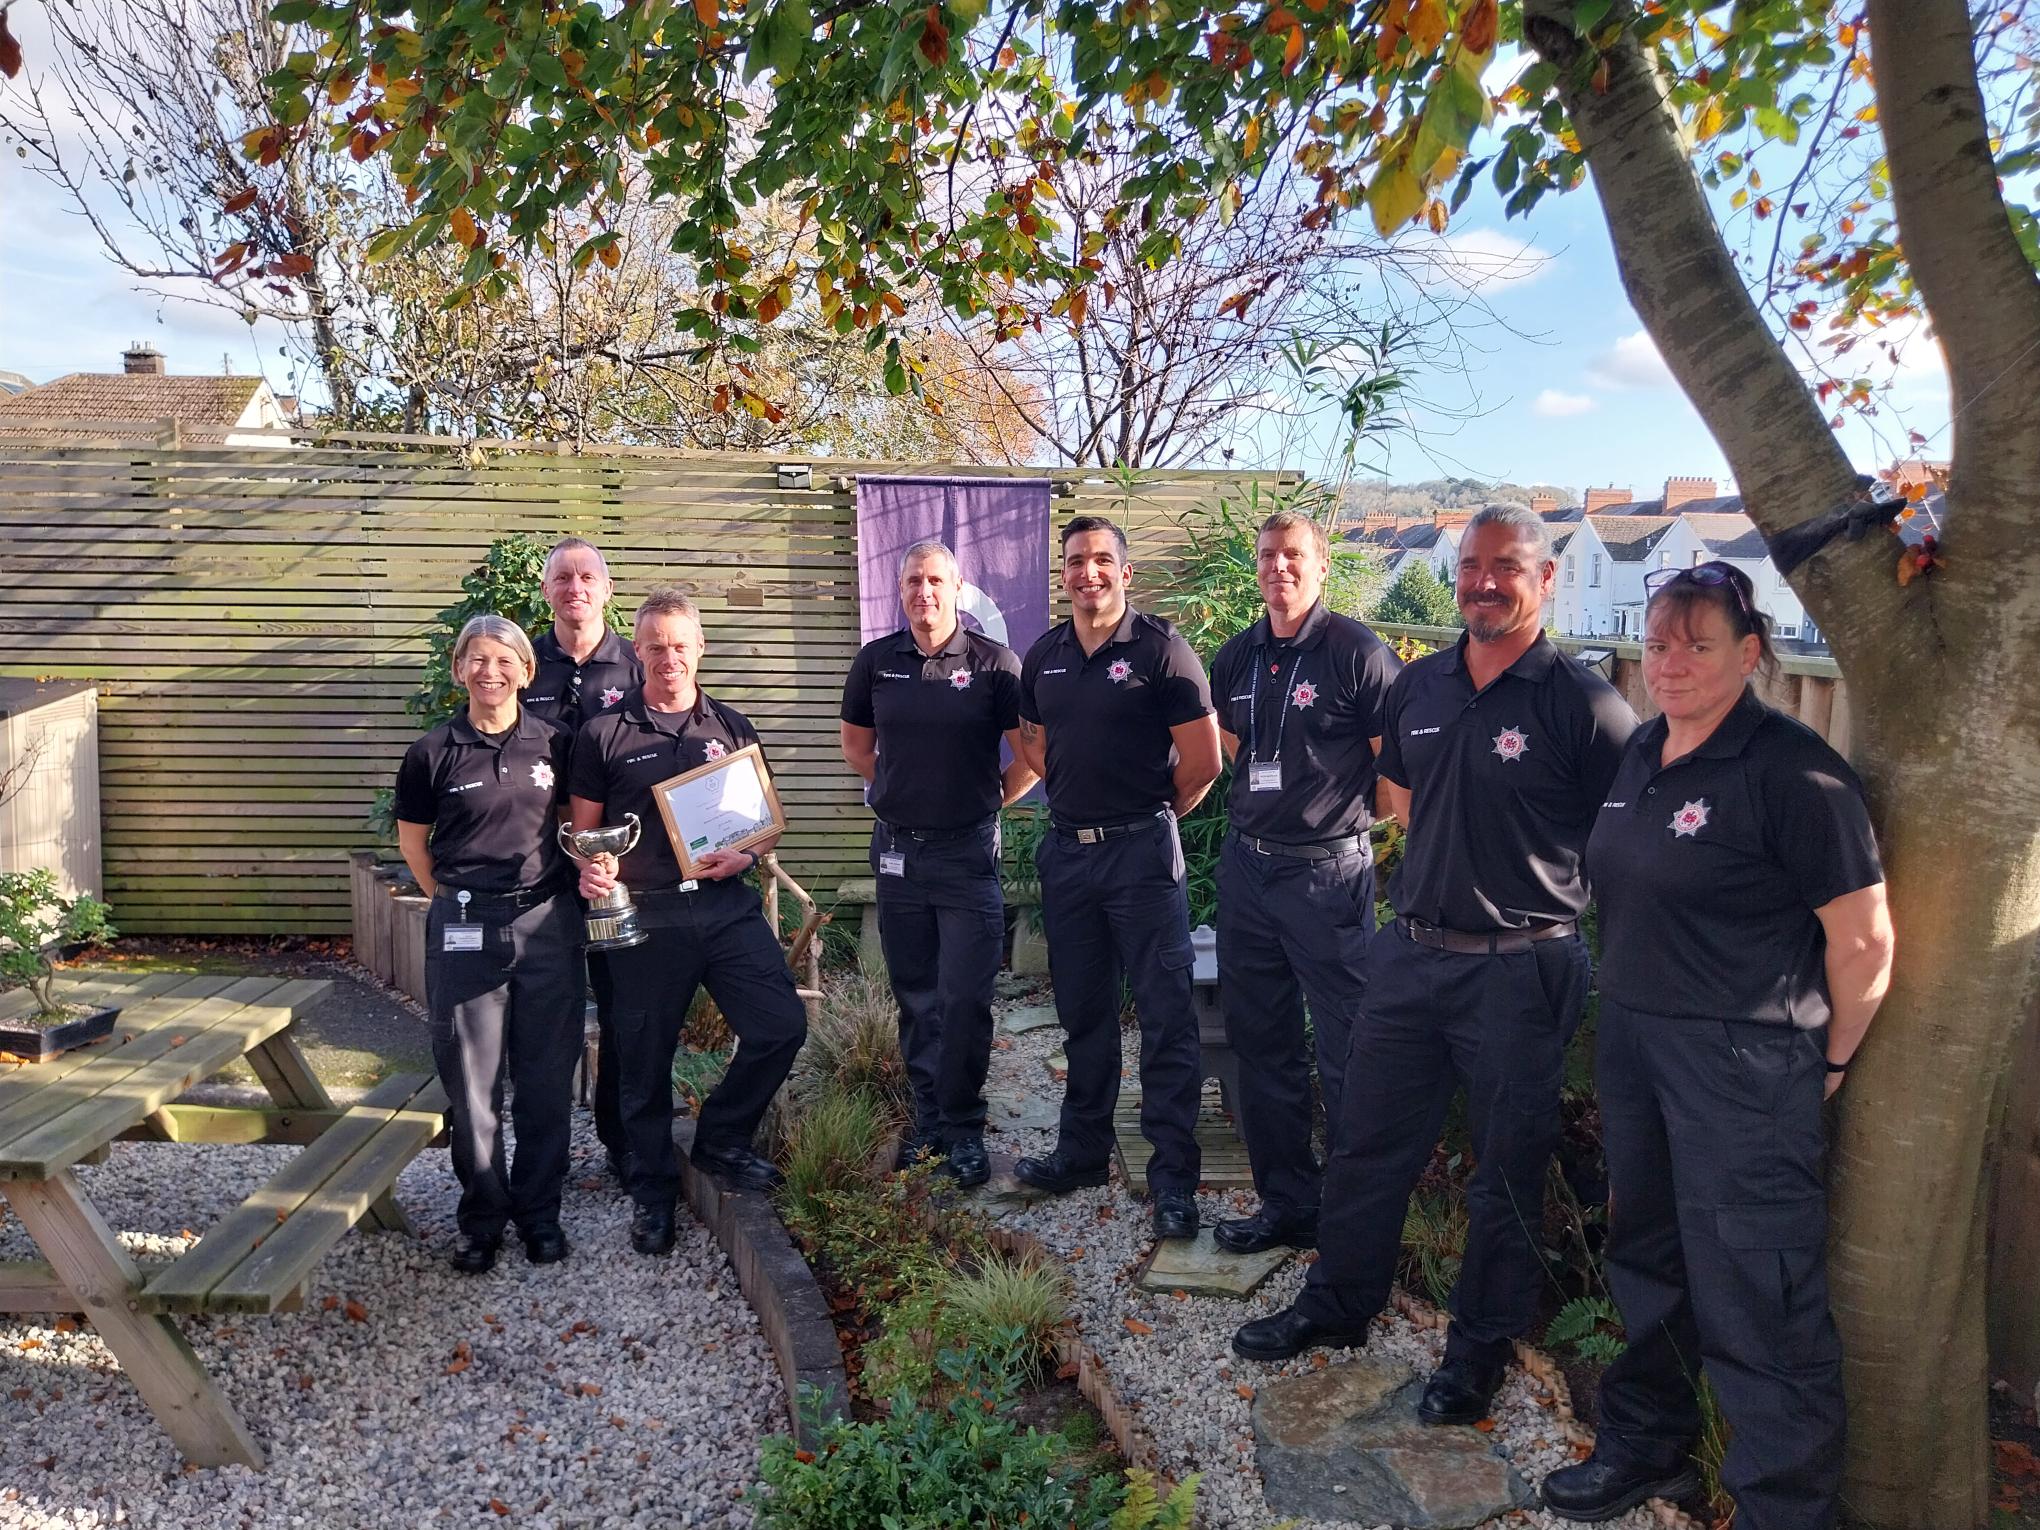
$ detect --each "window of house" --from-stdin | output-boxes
[1658,550,1672,567]
[1565,557,1576,586]
[1590,554,1602,587]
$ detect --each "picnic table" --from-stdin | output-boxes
[0,969,446,1470]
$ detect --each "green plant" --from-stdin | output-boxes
[1372,560,1463,628]
[408,534,554,726]
[790,973,912,1127]
[938,1257,1070,1369]
[751,1349,1197,1530]
[1694,1376,1736,1527]
[780,1086,888,1228]
[1398,1186,1469,1308]
[1543,1295,1625,1367]
[670,1047,729,1113]
[0,870,115,1020]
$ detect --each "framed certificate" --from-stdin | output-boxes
[651,743,787,877]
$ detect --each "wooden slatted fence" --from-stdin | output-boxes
[0,432,1292,934]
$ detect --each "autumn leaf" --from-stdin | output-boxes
[223,187,259,215]
[451,207,481,249]
[273,253,315,276]
[1366,158,1425,236]
[1406,0,1447,53]
[488,1500,511,1517]
[597,240,621,270]
[0,10,20,78]
[320,1294,339,1312]
[1474,1417,1496,1432]
[344,1299,367,1323]
[1695,100,1725,140]
[1461,0,1498,55]
[1123,1316,1154,1335]
[577,1381,603,1396]
[918,6,950,68]
[694,0,717,25]
[326,72,356,105]
[1235,1383,1255,1399]
[1282,24,1304,76]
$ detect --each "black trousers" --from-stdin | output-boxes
[424,891,584,1241]
[1217,832,1375,1217]
[587,948,623,1155]
[872,819,1003,1142]
[1592,1002,1843,1529]
[602,880,809,1208]
[1298,919,1588,1366]
[1035,811,1201,1193]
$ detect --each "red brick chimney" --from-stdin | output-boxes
[123,344,166,376]
[1663,475,1717,510]
[1583,486,1633,514]
[1529,492,1559,517]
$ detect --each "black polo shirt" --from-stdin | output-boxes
[1378,632,1636,930]
[841,625,1023,831]
[521,627,643,730]
[1019,607,1213,824]
[1587,689,1882,1027]
[567,688,760,892]
[392,711,572,893]
[1210,602,1402,842]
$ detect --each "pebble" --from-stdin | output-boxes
[0,1115,783,1527]
[980,1004,1657,1530]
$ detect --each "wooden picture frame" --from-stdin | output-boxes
[650,743,787,879]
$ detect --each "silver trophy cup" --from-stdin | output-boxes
[560,815,647,952]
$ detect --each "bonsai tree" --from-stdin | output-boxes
[0,869,116,1022]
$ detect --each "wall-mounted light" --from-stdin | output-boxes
[776,462,812,490]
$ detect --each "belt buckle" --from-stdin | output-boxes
[1076,827,1103,845]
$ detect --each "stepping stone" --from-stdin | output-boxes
[1254,1355,1534,1527]
[1045,1052,1068,1075]
[1001,1003,1061,1035]
[994,972,1036,1000]
[970,1152,1056,1210]
[1136,1228,1289,1298]
[986,1091,1061,1132]
[1010,909,1051,976]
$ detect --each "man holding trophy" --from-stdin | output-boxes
[567,589,809,1256]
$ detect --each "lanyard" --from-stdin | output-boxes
[1248,648,1306,764]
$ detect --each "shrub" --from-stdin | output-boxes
[781,1087,888,1228]
[1398,1186,1468,1308]
[0,870,115,1019]
[791,973,912,1128]
[941,1256,1070,1368]
[1372,560,1463,628]
[751,1350,1197,1530]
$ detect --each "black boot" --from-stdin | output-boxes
[1541,1453,1701,1521]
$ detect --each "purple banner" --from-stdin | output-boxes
[855,475,1052,654]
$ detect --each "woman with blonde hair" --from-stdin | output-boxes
[394,614,583,1274]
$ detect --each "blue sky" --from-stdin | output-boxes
[1,15,1956,499]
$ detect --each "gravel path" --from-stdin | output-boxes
[981,984,1655,1530]
[0,1116,784,1529]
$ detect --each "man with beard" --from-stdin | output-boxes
[1233,505,1636,1431]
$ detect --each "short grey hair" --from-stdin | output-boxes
[898,540,960,581]
[633,587,702,631]
[543,535,610,581]
[1465,502,1554,564]
[452,614,537,677]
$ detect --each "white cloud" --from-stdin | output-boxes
[1586,329,1676,390]
[1532,388,1596,418]
[1420,228,1555,292]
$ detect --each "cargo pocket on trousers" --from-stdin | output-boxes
[1715,1198,1837,1371]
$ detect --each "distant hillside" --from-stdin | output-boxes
[1338,478,1577,520]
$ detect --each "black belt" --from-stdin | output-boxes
[1053,811,1165,845]
[880,817,993,843]
[438,876,568,913]
[1402,916,1576,955]
[1231,830,1365,863]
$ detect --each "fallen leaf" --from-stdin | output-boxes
[1235,1383,1255,1400]
[1475,1417,1496,1432]
[53,1317,76,1334]
[19,1338,40,1351]
[344,1299,367,1323]
[1123,1317,1154,1336]
[321,1295,339,1312]
[488,1499,511,1517]
[577,1381,603,1397]
[1310,1352,1329,1369]
[1055,1360,1079,1380]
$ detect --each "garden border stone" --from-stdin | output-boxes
[673,1116,850,1450]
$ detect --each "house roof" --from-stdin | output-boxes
[1551,526,1577,555]
[0,372,270,443]
[1680,511,1770,561]
[1540,506,1583,523]
[1395,524,1443,551]
[1587,515,1680,562]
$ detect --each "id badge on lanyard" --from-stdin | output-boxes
[1249,761,1283,792]
[1248,650,1304,794]
[443,889,485,950]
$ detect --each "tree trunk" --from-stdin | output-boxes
[1527,4,2040,1524]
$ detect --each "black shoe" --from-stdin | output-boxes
[1417,1355,1508,1425]
[691,1143,784,1194]
[938,1135,991,1188]
[449,1233,500,1275]
[630,1203,677,1257]
[1012,1148,1111,1195]
[522,1226,570,1265]
[1213,1206,1317,1255]
[1232,1304,1370,1363]
[1541,1454,1702,1521]
[1152,1189,1199,1240]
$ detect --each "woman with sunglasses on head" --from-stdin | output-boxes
[1540,561,1894,1529]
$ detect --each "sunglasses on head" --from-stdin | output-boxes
[1644,561,1754,624]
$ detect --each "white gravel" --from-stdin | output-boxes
[982,985,1656,1530]
[0,1115,784,1528]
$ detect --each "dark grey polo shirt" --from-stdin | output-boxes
[393,711,572,893]
[522,628,643,731]
[841,625,1023,831]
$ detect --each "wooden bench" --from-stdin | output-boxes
[142,1071,447,1316]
